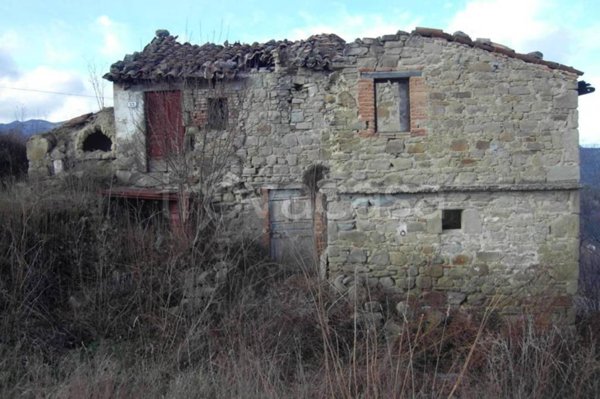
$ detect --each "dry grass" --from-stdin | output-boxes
[0,132,27,184]
[1,179,599,398]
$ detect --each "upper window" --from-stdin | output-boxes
[358,70,422,136]
[207,98,228,130]
[375,78,410,132]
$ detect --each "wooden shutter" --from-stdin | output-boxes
[145,91,183,160]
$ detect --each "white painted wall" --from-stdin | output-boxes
[113,84,147,172]
[113,84,145,141]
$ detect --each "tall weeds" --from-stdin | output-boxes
[0,132,27,184]
[1,179,599,398]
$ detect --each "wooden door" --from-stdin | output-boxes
[145,91,184,165]
[269,189,317,266]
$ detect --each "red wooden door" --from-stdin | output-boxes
[145,91,184,160]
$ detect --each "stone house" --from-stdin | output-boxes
[89,27,585,317]
[26,109,115,179]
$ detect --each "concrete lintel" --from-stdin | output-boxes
[360,71,423,79]
[339,182,580,195]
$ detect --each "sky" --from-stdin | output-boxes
[0,0,598,145]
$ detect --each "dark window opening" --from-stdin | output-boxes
[114,198,169,230]
[83,129,112,152]
[442,209,463,230]
[103,189,192,235]
[207,98,228,129]
[375,78,410,133]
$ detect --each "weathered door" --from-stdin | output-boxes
[145,91,184,168]
[269,189,317,266]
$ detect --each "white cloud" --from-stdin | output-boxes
[577,25,600,53]
[447,0,554,53]
[0,19,120,123]
[45,95,98,123]
[0,66,111,123]
[0,30,22,78]
[0,50,19,79]
[44,41,76,64]
[448,0,600,145]
[2,66,83,94]
[578,77,600,147]
[574,24,600,146]
[288,9,421,42]
[0,30,21,52]
[96,15,128,58]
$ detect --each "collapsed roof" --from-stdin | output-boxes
[104,27,583,83]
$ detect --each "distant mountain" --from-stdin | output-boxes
[0,120,62,136]
[581,147,600,186]
[580,147,600,246]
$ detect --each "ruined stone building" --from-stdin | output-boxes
[28,27,584,317]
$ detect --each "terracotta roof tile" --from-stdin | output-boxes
[104,27,583,83]
[104,32,346,82]
[414,27,454,41]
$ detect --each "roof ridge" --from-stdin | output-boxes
[412,26,582,76]
[103,27,583,83]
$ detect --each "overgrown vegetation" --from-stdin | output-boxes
[0,132,28,184]
[1,178,599,398]
[578,184,600,317]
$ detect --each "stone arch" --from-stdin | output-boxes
[81,127,112,152]
[302,164,329,194]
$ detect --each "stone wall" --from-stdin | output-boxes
[27,108,116,179]
[317,32,580,317]
[324,33,579,191]
[108,30,580,317]
[324,190,578,318]
[112,68,333,238]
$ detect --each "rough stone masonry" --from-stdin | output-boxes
[30,27,582,320]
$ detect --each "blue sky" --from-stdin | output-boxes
[0,0,598,144]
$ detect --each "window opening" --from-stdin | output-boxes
[207,98,228,129]
[442,209,463,230]
[375,78,410,132]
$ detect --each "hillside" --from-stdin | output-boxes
[581,146,600,186]
[0,119,61,136]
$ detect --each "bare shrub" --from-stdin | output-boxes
[578,185,600,320]
[1,179,600,397]
[0,132,27,184]
[463,320,600,399]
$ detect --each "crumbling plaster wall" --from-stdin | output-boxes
[112,67,333,235]
[112,84,150,183]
